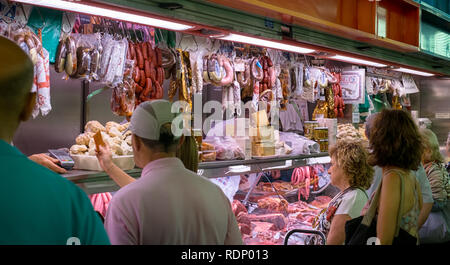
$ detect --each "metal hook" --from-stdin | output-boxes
[113,20,121,39]
[193,35,199,53]
[61,12,73,34]
[132,24,138,43]
[120,22,127,40]
[33,5,46,29]
[133,25,143,42]
[176,32,182,49]
[1,16,13,24]
[155,28,165,45]
[125,23,131,40]
[303,54,310,68]
[17,4,28,29]
[145,26,152,42]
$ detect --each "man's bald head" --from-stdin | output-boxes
[0,36,34,119]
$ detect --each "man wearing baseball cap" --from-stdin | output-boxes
[96,100,242,244]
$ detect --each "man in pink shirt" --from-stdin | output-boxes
[96,100,242,245]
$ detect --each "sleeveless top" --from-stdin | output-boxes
[374,168,421,240]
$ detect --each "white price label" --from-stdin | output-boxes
[435,113,450,119]
[285,160,292,167]
[352,113,360,124]
[306,156,331,165]
[234,62,245,72]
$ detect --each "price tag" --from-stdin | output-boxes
[306,156,331,165]
[234,62,245,72]
[285,160,292,167]
[352,113,360,124]
[435,113,450,119]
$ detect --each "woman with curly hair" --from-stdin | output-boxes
[307,140,373,245]
[418,128,450,243]
[367,109,423,244]
[365,113,433,231]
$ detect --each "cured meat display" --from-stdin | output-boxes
[231,164,332,245]
[129,40,165,106]
[257,197,288,212]
[232,195,332,245]
[1,21,51,118]
[4,1,437,249]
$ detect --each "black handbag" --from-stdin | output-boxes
[345,169,418,245]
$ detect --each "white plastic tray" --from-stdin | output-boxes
[71,155,135,171]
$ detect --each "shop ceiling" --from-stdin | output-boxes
[90,0,449,76]
[32,0,450,76]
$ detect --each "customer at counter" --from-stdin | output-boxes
[28,153,67,174]
[365,109,423,244]
[96,100,242,244]
[365,113,433,230]
[418,128,450,243]
[306,140,373,245]
[0,36,109,244]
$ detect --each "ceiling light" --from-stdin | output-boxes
[331,55,387,67]
[392,67,434,77]
[218,33,315,54]
[12,0,193,31]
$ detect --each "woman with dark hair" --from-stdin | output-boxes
[96,100,242,245]
[367,109,423,244]
[365,113,433,231]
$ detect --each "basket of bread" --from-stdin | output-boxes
[69,120,135,171]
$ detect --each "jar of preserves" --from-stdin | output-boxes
[313,127,329,141]
[304,121,319,139]
[319,139,329,152]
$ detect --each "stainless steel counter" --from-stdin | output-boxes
[62,153,330,195]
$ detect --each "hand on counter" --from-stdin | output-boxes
[29,153,67,174]
[95,143,113,172]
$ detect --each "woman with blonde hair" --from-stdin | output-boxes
[307,140,373,245]
[421,128,450,204]
[419,128,450,243]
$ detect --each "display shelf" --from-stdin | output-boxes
[62,168,142,195]
[198,152,330,178]
[62,153,330,195]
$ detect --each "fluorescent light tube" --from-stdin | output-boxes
[393,67,434,77]
[12,0,193,31]
[218,33,314,54]
[331,55,387,67]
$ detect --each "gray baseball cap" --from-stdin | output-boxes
[128,100,181,141]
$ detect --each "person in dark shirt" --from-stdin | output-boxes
[0,36,109,245]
